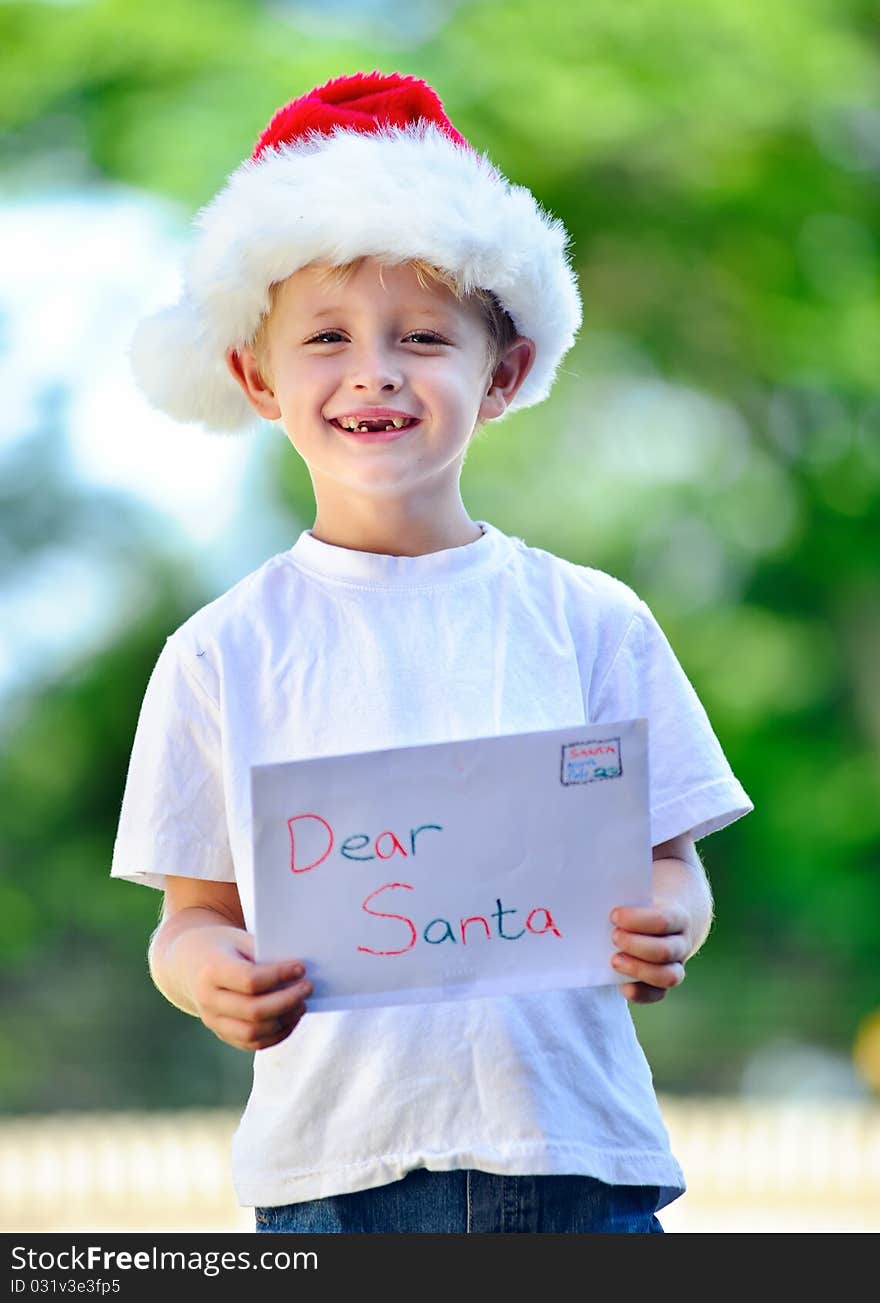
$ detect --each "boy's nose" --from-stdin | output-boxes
[348,347,403,393]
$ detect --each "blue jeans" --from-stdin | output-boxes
[255,1168,664,1233]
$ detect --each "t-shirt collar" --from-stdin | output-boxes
[286,520,510,589]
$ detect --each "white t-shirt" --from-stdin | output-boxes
[111,520,754,1209]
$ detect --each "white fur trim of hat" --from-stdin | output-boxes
[129,71,583,433]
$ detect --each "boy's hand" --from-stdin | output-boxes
[609,904,691,1005]
[180,926,312,1051]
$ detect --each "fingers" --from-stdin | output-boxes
[611,918,687,993]
[609,905,689,998]
[190,941,314,1051]
[612,949,685,989]
[211,977,313,1028]
[210,997,310,1051]
[611,905,689,936]
[213,952,306,998]
[619,981,669,1005]
[611,927,688,967]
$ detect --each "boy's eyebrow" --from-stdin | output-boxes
[304,303,454,321]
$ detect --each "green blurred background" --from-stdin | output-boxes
[1,0,879,1117]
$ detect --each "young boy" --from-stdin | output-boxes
[111,71,754,1233]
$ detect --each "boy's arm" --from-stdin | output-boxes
[610,833,714,1005]
[149,876,312,1050]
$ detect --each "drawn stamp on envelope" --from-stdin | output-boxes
[560,738,623,785]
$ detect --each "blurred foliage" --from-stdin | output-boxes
[1,0,879,1107]
[0,420,257,1108]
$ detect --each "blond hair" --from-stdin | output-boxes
[249,257,518,386]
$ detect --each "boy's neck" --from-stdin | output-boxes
[308,499,483,557]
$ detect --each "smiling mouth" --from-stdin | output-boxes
[329,417,419,433]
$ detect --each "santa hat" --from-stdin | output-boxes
[130,70,583,432]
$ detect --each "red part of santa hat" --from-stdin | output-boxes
[252,70,471,158]
[129,70,582,433]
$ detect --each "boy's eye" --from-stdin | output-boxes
[406,332,449,345]
[305,331,448,345]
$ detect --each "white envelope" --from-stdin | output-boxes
[251,717,652,1011]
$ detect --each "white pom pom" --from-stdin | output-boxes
[128,301,258,433]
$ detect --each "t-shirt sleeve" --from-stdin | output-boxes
[591,599,754,846]
[110,633,236,892]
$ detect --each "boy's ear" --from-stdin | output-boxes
[225,346,282,421]
[479,337,537,422]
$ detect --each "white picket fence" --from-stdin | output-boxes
[1,1100,878,1233]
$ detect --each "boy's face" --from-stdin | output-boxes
[230,258,524,524]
